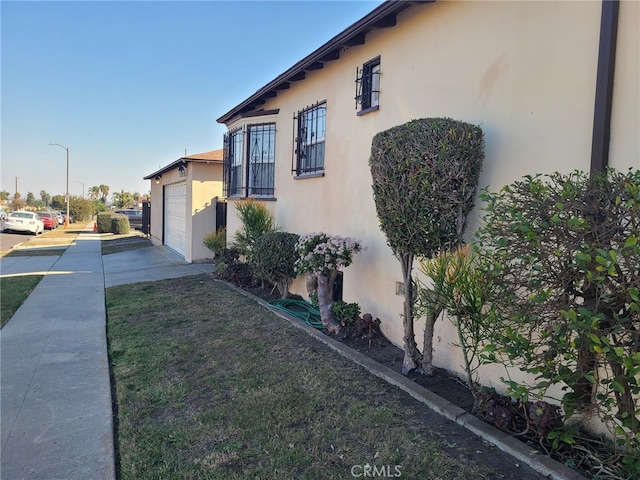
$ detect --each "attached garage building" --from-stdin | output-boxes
[144,150,224,263]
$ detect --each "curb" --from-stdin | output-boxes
[222,280,587,480]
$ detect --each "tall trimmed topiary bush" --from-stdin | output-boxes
[369,117,484,374]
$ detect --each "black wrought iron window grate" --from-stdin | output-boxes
[223,127,244,197]
[247,123,276,197]
[293,100,326,176]
[355,56,380,113]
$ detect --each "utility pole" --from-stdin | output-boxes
[50,143,70,228]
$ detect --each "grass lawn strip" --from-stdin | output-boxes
[107,275,533,480]
[1,275,43,328]
[4,248,67,257]
[101,235,151,255]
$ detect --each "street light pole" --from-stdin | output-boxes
[75,181,85,199]
[50,143,70,228]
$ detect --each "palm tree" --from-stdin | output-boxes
[99,185,110,204]
[40,190,51,206]
[88,186,101,201]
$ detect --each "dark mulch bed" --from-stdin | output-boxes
[337,331,477,412]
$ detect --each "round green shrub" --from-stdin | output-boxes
[97,212,114,233]
[111,214,130,234]
[251,232,300,298]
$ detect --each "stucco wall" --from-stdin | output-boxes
[222,0,639,390]
[189,162,223,262]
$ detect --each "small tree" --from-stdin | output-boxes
[416,244,491,394]
[251,232,300,298]
[369,117,484,373]
[40,190,51,206]
[51,195,66,211]
[69,196,96,222]
[233,198,278,261]
[295,233,364,334]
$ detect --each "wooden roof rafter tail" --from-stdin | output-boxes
[216,0,427,124]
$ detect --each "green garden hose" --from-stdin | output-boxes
[267,299,325,330]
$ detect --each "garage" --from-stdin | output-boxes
[144,150,224,263]
[163,183,186,257]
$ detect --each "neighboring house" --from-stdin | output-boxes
[216,0,638,386]
[144,150,225,263]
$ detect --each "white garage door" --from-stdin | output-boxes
[164,183,186,257]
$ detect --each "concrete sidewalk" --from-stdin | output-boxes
[1,227,114,480]
[0,228,214,480]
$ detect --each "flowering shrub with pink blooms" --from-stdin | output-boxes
[295,233,364,275]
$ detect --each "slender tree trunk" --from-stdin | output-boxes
[421,308,441,375]
[306,273,318,297]
[399,252,421,374]
[317,272,341,334]
[277,278,291,299]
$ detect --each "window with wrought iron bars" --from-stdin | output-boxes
[223,124,276,198]
[247,123,275,197]
[223,127,244,197]
[292,101,326,177]
[355,56,380,115]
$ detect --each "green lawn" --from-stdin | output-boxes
[1,275,43,328]
[106,275,528,480]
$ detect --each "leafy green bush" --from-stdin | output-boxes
[475,169,640,470]
[203,228,227,257]
[111,214,130,234]
[332,301,361,326]
[213,247,254,287]
[68,196,95,222]
[251,232,300,298]
[97,212,113,233]
[233,199,278,261]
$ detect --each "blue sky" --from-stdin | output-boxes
[1,0,382,200]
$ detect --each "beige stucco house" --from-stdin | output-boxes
[216,0,638,390]
[144,150,224,263]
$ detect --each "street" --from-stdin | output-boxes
[0,231,34,252]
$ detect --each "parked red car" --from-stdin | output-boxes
[37,212,58,230]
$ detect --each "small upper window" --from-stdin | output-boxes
[355,57,380,115]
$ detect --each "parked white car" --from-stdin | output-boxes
[2,211,44,235]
